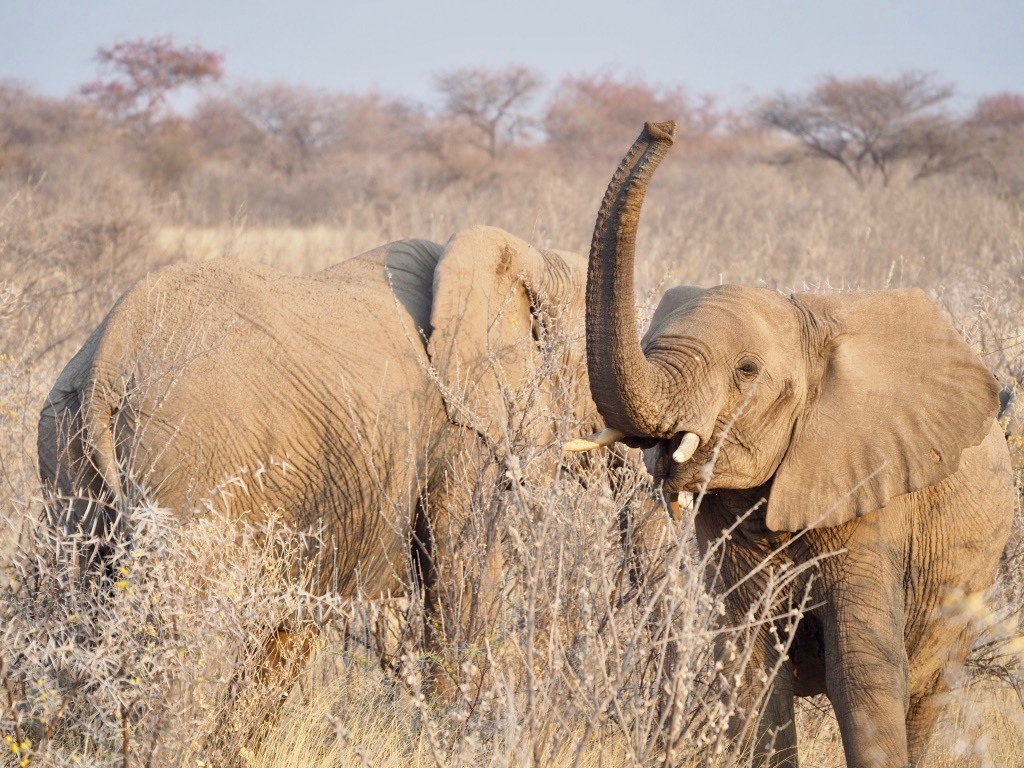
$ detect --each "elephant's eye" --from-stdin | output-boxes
[736,358,760,380]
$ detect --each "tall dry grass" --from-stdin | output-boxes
[1,149,1022,767]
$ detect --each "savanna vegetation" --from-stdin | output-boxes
[0,38,1022,767]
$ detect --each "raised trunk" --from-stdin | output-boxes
[586,121,677,437]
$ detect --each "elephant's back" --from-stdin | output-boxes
[99,257,432,379]
[79,259,442,516]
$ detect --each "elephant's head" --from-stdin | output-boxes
[427,225,591,451]
[572,122,1001,530]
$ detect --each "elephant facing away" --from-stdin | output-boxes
[569,123,1016,767]
[38,225,594,662]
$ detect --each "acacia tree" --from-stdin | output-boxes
[758,72,962,186]
[79,36,223,131]
[434,66,543,159]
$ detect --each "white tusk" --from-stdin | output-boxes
[563,427,626,453]
[672,432,700,463]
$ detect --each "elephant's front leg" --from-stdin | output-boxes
[718,627,799,768]
[760,660,799,768]
[819,565,911,768]
[696,499,799,767]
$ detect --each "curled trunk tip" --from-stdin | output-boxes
[645,120,677,144]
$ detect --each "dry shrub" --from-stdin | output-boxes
[2,470,429,767]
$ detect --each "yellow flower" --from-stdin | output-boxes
[115,580,128,590]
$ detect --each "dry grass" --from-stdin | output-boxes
[1,149,1022,767]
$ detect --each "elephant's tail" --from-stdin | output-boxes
[39,327,130,524]
[37,339,130,580]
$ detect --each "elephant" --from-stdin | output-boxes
[38,225,596,673]
[567,122,1016,767]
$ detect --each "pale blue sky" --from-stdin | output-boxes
[2,0,1021,110]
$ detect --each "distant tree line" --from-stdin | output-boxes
[1,36,1022,210]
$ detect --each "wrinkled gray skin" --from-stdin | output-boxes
[38,225,592,649]
[582,123,1016,767]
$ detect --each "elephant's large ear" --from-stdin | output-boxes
[428,226,573,447]
[766,288,999,531]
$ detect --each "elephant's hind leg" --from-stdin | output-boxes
[247,626,317,720]
[211,624,317,755]
[39,389,120,580]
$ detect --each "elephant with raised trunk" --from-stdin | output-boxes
[39,225,594,667]
[568,123,1016,767]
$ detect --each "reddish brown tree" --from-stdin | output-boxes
[79,36,223,130]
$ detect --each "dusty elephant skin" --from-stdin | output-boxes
[575,123,1016,768]
[37,225,594,668]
